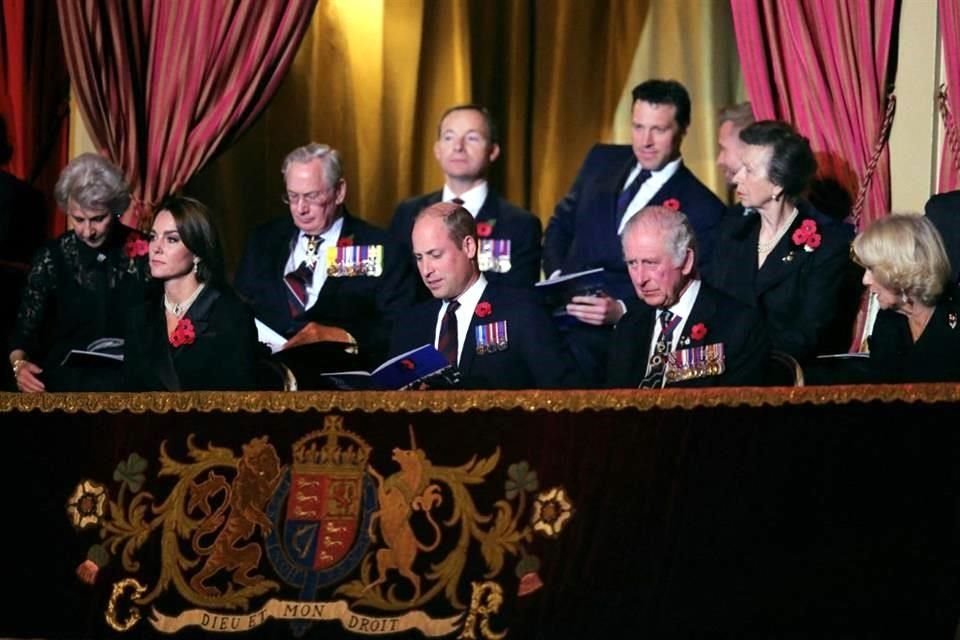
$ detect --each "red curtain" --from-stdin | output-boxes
[938,0,960,193]
[57,0,317,227]
[730,0,898,231]
[0,0,70,237]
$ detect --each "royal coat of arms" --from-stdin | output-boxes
[67,416,574,638]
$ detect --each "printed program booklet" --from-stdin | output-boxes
[320,344,461,390]
[535,267,606,318]
[60,337,125,367]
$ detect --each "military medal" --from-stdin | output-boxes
[475,320,508,354]
[477,239,512,273]
[665,342,726,383]
[326,244,383,277]
[949,312,957,330]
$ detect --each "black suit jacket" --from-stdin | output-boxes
[703,201,859,361]
[390,189,542,293]
[234,211,416,365]
[925,190,960,283]
[543,144,726,302]
[389,282,581,389]
[123,286,260,391]
[607,281,770,388]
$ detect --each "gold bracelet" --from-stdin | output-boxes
[11,359,26,378]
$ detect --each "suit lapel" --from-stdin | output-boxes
[143,299,181,391]
[313,213,354,307]
[630,306,658,384]
[755,213,813,295]
[601,154,637,233]
[476,191,497,223]
[457,289,488,377]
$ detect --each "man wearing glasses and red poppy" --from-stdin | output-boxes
[607,206,768,388]
[390,105,542,296]
[389,202,579,389]
[235,143,416,368]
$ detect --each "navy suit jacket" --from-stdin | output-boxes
[234,211,416,365]
[925,190,960,283]
[123,286,260,391]
[607,281,770,388]
[390,189,542,293]
[543,144,726,302]
[703,201,859,361]
[389,282,581,389]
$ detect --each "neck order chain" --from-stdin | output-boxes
[164,283,206,318]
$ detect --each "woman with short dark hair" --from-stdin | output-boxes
[704,120,858,362]
[122,196,261,390]
[8,153,149,392]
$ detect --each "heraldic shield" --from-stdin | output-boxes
[267,419,377,595]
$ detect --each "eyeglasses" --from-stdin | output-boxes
[282,189,333,206]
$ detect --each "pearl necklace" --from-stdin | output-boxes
[757,207,800,254]
[164,283,205,318]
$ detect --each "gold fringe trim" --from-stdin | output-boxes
[2,384,960,414]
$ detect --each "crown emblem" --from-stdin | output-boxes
[292,415,371,471]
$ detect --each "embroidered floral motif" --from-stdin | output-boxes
[476,222,493,238]
[66,480,107,530]
[531,486,574,538]
[791,219,821,252]
[505,461,539,500]
[662,198,681,211]
[690,322,708,341]
[475,301,493,318]
[169,318,196,347]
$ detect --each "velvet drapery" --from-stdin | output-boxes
[0,0,70,237]
[187,0,741,274]
[57,0,317,227]
[938,0,960,193]
[730,0,899,230]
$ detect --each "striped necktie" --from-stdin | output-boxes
[639,309,680,389]
[437,300,461,365]
[617,168,652,221]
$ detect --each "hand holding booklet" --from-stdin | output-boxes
[320,344,462,390]
[60,337,125,367]
[535,267,606,318]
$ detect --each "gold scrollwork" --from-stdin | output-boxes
[458,581,507,640]
[105,578,148,632]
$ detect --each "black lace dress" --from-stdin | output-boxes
[10,222,151,391]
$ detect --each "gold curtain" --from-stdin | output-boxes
[187,0,740,274]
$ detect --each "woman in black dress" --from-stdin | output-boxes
[8,154,149,392]
[123,195,260,391]
[704,121,858,362]
[850,214,960,383]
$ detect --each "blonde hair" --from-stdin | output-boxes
[852,213,951,307]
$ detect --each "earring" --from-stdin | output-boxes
[193,257,200,274]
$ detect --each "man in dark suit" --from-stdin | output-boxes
[235,143,416,367]
[924,190,960,283]
[390,105,542,295]
[608,206,769,388]
[390,202,579,389]
[543,79,726,384]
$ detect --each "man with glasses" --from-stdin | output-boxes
[235,143,416,366]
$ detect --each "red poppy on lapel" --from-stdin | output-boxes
[169,318,196,347]
[475,301,492,318]
[123,233,148,258]
[690,322,708,341]
[337,236,354,247]
[791,219,821,252]
[476,222,493,238]
[401,358,415,370]
[662,198,681,211]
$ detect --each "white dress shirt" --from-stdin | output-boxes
[617,156,683,235]
[433,274,488,365]
[442,181,489,217]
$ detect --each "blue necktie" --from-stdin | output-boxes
[616,168,652,221]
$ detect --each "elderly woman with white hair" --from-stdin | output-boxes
[850,213,960,383]
[8,153,150,392]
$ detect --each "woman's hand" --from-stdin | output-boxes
[12,356,45,393]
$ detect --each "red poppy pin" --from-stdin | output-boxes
[476,222,493,238]
[400,358,415,370]
[662,198,681,211]
[475,301,492,318]
[337,236,354,247]
[123,233,148,258]
[169,318,196,347]
[791,220,821,252]
[690,322,708,341]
